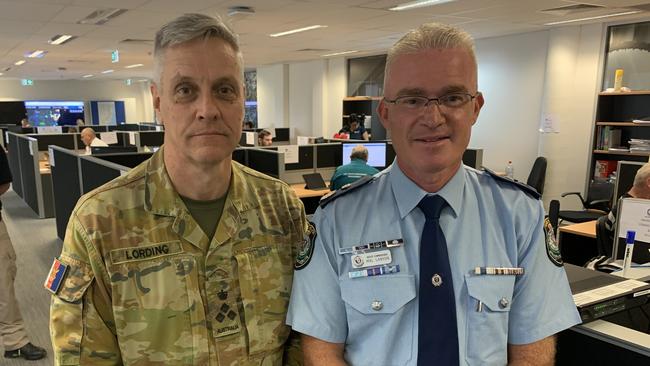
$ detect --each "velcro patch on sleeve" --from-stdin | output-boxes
[44,258,69,294]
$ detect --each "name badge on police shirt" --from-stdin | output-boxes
[351,250,392,269]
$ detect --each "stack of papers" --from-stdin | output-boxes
[629,139,650,152]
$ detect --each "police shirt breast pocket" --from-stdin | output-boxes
[340,275,416,365]
[234,244,293,359]
[108,241,207,362]
[465,274,515,365]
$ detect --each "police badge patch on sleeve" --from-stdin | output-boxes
[544,217,563,267]
[295,221,317,270]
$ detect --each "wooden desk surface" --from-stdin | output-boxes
[559,220,596,238]
[291,183,330,199]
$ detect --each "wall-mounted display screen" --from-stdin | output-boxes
[25,101,84,126]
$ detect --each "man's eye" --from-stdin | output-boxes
[399,97,424,106]
[217,85,237,98]
[443,94,466,105]
[175,85,194,97]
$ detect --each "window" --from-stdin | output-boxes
[347,55,386,97]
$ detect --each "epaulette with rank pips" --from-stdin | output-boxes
[319,175,375,208]
[483,167,541,200]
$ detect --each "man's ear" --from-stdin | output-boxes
[151,83,162,126]
[377,99,390,131]
[471,92,485,126]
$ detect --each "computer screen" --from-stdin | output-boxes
[25,101,84,126]
[614,161,644,201]
[342,142,386,168]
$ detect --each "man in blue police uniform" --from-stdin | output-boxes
[330,145,379,191]
[286,22,581,366]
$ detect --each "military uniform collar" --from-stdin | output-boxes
[389,159,465,219]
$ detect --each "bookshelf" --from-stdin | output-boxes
[591,91,650,180]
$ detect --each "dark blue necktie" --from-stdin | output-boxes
[417,195,459,366]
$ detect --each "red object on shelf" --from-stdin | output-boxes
[594,160,617,179]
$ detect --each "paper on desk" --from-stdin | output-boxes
[297,136,310,145]
[100,132,118,145]
[572,279,648,307]
[245,132,255,145]
[278,145,299,164]
[128,132,136,145]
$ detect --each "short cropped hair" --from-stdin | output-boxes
[633,162,650,189]
[384,23,476,85]
[350,145,369,161]
[153,13,242,86]
[258,130,272,139]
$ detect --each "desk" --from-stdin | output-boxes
[291,183,329,215]
[558,220,598,265]
[39,160,51,174]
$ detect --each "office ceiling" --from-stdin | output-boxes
[0,0,648,81]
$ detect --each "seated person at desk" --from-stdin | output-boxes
[20,118,30,128]
[339,113,369,141]
[243,120,254,129]
[258,129,273,146]
[330,145,379,190]
[605,162,650,232]
[80,127,109,154]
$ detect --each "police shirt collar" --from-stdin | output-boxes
[389,159,464,219]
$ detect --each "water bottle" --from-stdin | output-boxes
[505,161,514,179]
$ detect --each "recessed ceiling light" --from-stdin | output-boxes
[0,73,3,76]
[322,50,359,57]
[101,69,114,74]
[25,50,47,58]
[124,63,143,69]
[82,74,94,78]
[14,60,26,66]
[543,11,641,25]
[48,34,76,45]
[389,0,455,11]
[269,25,327,37]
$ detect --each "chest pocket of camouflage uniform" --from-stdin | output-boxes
[108,253,209,365]
[234,244,293,358]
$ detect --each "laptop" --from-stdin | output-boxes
[565,263,650,323]
[303,173,328,190]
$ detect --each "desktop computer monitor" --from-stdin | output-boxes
[342,142,386,168]
[612,197,650,264]
[614,161,644,201]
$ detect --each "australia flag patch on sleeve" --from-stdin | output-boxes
[44,258,68,294]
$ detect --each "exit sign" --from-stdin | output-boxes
[21,79,33,86]
[111,49,119,63]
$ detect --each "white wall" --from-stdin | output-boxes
[257,63,288,128]
[0,79,154,123]
[288,60,327,137]
[473,30,549,182]
[538,23,606,210]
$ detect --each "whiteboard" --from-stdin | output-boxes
[97,102,116,125]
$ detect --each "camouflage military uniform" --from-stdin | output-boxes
[48,147,307,365]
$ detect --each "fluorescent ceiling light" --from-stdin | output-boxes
[14,60,26,66]
[269,25,327,37]
[322,50,359,57]
[137,79,149,82]
[82,74,94,78]
[124,63,143,69]
[25,50,47,58]
[544,11,641,25]
[0,73,3,76]
[101,69,114,74]
[48,34,75,45]
[389,0,455,11]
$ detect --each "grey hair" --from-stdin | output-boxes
[350,145,369,161]
[384,23,477,85]
[633,162,650,189]
[152,13,243,86]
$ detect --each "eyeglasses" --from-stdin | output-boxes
[384,92,479,111]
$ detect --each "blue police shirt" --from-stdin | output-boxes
[287,161,581,366]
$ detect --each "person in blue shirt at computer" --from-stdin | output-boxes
[330,145,379,191]
[340,114,369,141]
[287,22,581,366]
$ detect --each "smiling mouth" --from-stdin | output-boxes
[415,136,449,143]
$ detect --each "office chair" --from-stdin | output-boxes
[526,157,547,195]
[595,214,614,258]
[558,181,614,223]
[548,199,560,234]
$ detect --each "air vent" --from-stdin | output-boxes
[77,8,127,25]
[228,6,255,17]
[541,3,604,16]
[120,38,154,45]
[296,48,331,52]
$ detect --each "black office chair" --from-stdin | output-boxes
[548,199,560,234]
[558,181,614,223]
[595,214,614,257]
[526,157,547,195]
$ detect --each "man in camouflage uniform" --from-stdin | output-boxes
[47,13,306,365]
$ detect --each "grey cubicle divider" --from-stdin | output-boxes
[246,148,284,179]
[6,133,23,198]
[79,155,130,197]
[10,134,54,218]
[136,131,164,148]
[50,146,82,240]
[462,148,483,169]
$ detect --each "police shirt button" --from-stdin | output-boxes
[499,298,509,309]
[371,300,383,311]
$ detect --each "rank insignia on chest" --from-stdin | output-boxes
[44,258,68,294]
[295,221,317,270]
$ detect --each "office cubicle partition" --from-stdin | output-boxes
[247,148,284,178]
[80,156,128,193]
[6,133,23,198]
[28,133,77,151]
[137,131,164,147]
[462,149,483,169]
[274,128,290,142]
[232,148,246,165]
[50,146,81,239]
